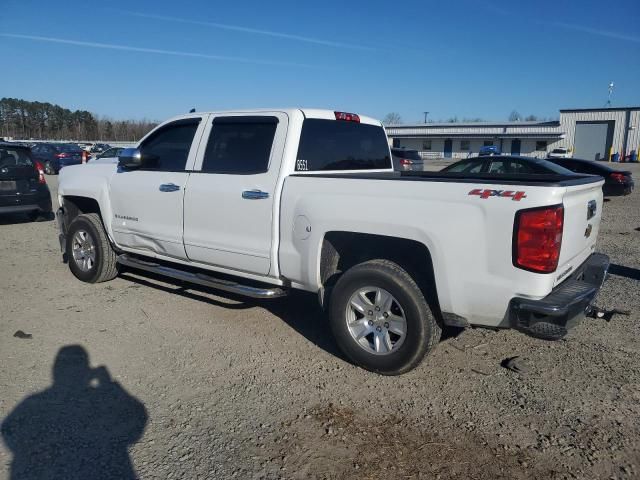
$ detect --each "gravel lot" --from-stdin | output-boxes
[1,165,639,480]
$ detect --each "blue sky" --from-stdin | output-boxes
[1,0,638,123]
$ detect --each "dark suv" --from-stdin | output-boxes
[31,143,84,174]
[0,143,53,220]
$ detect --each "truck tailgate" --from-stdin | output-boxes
[554,178,604,287]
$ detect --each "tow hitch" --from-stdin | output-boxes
[585,305,630,322]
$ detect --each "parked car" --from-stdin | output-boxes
[90,143,111,154]
[31,143,85,174]
[57,109,608,375]
[478,145,501,156]
[0,142,52,220]
[546,157,634,196]
[390,147,424,171]
[441,155,576,175]
[89,147,124,163]
[547,147,572,159]
[78,142,94,152]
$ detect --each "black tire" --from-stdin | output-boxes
[329,259,441,375]
[27,210,40,222]
[66,213,119,283]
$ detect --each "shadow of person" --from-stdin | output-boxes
[1,345,148,480]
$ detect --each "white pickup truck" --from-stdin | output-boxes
[56,109,609,375]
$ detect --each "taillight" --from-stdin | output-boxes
[514,205,564,273]
[34,160,46,184]
[334,111,360,122]
[400,158,412,165]
[610,172,625,182]
[55,152,68,158]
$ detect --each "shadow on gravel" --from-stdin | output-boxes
[119,270,464,365]
[120,271,346,360]
[609,263,640,281]
[1,345,147,480]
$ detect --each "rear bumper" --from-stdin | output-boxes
[0,204,40,214]
[0,191,52,215]
[509,253,609,338]
[603,182,634,196]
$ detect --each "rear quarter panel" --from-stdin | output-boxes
[279,176,571,327]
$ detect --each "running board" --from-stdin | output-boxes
[117,254,288,299]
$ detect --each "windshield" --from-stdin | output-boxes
[296,119,391,171]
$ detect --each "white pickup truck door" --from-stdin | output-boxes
[182,113,288,276]
[109,116,208,259]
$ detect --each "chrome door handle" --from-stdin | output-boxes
[159,183,180,192]
[242,189,269,200]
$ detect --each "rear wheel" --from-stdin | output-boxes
[329,259,441,375]
[66,213,119,283]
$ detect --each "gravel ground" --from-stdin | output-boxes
[1,166,639,480]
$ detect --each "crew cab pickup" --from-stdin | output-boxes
[56,109,609,375]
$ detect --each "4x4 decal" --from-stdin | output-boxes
[468,188,527,201]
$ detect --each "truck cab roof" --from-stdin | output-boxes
[162,108,383,127]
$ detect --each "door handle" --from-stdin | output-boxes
[242,189,269,200]
[159,183,181,192]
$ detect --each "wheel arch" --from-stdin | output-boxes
[318,231,443,324]
[59,195,117,248]
[61,196,102,229]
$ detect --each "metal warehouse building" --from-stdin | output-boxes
[386,106,640,162]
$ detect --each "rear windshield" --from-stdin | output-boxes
[528,159,575,174]
[0,147,33,167]
[391,149,421,161]
[551,159,612,175]
[296,119,391,171]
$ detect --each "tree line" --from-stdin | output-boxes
[0,98,158,142]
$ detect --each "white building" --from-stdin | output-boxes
[386,106,640,161]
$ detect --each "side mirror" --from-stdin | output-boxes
[118,148,142,169]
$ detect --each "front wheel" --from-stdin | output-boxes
[66,213,119,283]
[329,259,441,375]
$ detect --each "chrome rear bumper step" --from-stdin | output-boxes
[117,254,288,299]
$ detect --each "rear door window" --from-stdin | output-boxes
[201,116,278,174]
[488,160,508,173]
[296,119,391,171]
[444,159,484,173]
[508,160,536,174]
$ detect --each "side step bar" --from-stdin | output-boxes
[117,254,288,299]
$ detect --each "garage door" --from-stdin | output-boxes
[573,121,613,161]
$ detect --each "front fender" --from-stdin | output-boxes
[58,164,118,242]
